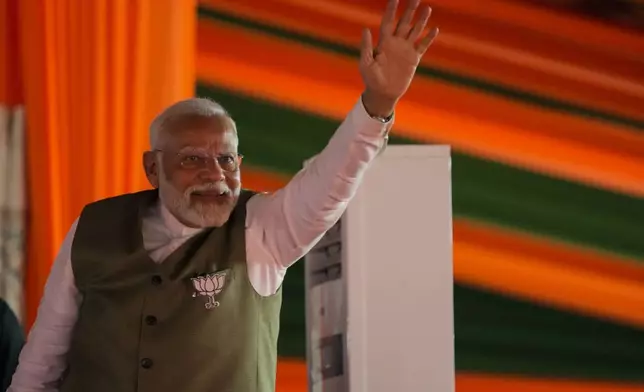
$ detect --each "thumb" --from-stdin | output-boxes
[360,28,374,66]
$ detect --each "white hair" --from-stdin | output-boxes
[149,97,236,149]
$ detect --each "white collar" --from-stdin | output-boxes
[158,201,204,239]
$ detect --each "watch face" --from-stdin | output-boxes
[372,114,392,123]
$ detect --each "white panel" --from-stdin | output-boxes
[306,145,454,392]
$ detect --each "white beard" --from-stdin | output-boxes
[158,171,239,228]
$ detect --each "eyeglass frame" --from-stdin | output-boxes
[153,149,244,172]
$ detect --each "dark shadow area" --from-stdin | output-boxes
[516,0,644,31]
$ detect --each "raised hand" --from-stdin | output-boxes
[360,0,439,118]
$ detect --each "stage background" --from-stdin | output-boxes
[1,0,643,391]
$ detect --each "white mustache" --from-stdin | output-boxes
[185,182,230,196]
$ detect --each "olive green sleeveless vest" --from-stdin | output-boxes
[60,189,282,392]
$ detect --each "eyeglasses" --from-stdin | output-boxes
[154,150,243,172]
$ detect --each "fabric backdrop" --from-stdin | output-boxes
[1,0,642,391]
[194,1,644,391]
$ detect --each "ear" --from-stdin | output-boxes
[143,151,160,188]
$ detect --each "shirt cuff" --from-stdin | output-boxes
[353,96,394,150]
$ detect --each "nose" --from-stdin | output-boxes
[197,158,225,181]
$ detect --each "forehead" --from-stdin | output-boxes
[162,114,237,150]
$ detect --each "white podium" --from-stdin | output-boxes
[304,145,454,392]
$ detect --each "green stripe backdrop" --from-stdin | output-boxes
[195,84,644,381]
[195,5,644,384]
[197,84,644,259]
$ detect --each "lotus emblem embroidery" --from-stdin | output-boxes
[191,271,227,309]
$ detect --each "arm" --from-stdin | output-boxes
[8,220,81,392]
[245,96,392,276]
[245,0,438,295]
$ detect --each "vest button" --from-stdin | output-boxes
[145,315,157,326]
[151,275,162,285]
[140,358,153,369]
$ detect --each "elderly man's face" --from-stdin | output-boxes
[144,115,242,228]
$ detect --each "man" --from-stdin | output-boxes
[9,1,438,391]
[0,299,23,391]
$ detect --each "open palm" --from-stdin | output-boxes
[360,0,438,102]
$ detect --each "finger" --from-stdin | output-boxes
[360,28,375,66]
[408,5,431,42]
[380,0,399,37]
[394,0,420,37]
[416,26,439,55]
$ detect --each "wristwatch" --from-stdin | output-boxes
[367,111,394,124]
